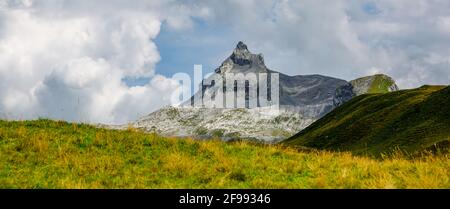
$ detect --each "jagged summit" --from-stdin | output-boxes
[236,41,248,51]
[197,41,354,114]
[217,41,266,73]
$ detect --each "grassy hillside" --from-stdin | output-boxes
[367,74,397,93]
[284,85,450,156]
[0,119,448,188]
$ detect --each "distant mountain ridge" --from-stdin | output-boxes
[131,42,399,141]
[184,41,354,117]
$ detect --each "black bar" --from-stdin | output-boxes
[0,189,447,208]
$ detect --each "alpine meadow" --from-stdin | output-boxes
[0,0,449,192]
[0,119,448,188]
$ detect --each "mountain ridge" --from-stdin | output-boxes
[131,42,399,141]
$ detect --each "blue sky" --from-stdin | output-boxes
[127,1,381,87]
[154,18,231,78]
[362,2,381,15]
[124,18,234,87]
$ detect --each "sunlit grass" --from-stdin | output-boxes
[0,119,448,188]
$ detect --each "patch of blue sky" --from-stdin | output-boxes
[154,17,235,78]
[362,2,381,15]
[124,17,246,89]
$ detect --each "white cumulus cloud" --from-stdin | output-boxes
[0,0,181,124]
[1,0,450,124]
[178,0,450,88]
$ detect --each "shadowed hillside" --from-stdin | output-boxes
[283,85,450,156]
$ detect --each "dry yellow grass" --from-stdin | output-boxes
[0,119,448,188]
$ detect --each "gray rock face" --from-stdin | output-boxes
[278,74,353,118]
[133,106,314,142]
[186,41,353,117]
[132,42,357,142]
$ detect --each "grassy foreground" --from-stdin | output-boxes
[0,120,448,188]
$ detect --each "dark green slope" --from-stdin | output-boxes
[283,85,450,156]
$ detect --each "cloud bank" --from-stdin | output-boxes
[191,0,450,88]
[1,0,450,124]
[0,0,185,124]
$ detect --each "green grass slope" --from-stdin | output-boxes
[283,85,450,156]
[0,119,448,188]
[367,74,397,93]
[350,74,398,95]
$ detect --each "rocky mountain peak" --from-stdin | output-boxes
[216,41,266,74]
[230,41,253,66]
[133,42,382,142]
[236,41,248,51]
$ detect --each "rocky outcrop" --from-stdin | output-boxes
[134,106,314,142]
[350,74,399,96]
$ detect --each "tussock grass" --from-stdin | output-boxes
[0,119,448,188]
